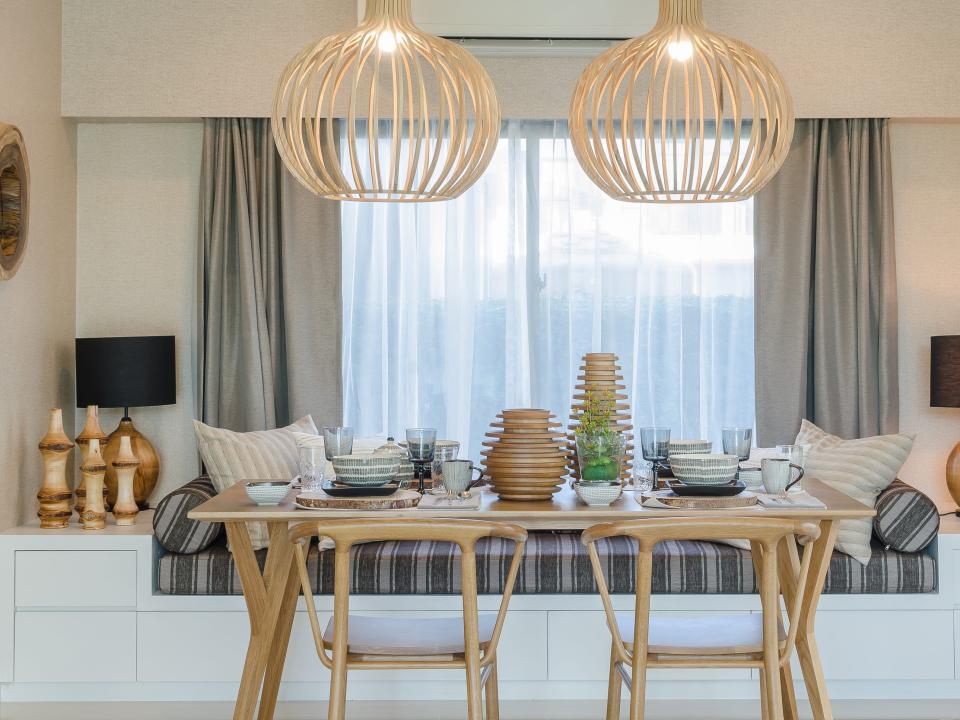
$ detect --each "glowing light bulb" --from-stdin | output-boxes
[667,39,693,61]
[378,30,398,53]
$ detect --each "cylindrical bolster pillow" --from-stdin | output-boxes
[873,480,939,553]
[153,476,223,554]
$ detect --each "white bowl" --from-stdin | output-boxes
[574,481,623,506]
[669,453,740,486]
[332,453,400,487]
[244,480,292,505]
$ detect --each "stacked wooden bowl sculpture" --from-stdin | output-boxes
[482,409,569,501]
[567,352,634,482]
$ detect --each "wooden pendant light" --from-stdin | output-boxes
[569,0,794,203]
[273,0,501,202]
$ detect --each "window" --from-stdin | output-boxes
[341,121,754,459]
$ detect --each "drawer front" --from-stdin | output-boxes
[16,550,137,608]
[15,611,136,682]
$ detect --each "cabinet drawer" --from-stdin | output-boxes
[15,611,136,682]
[16,551,137,608]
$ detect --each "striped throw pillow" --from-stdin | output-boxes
[873,480,939,553]
[153,476,223,554]
[194,415,319,549]
[797,420,915,565]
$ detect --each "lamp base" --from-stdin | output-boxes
[103,417,160,510]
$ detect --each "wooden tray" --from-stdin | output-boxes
[643,490,757,509]
[295,489,421,511]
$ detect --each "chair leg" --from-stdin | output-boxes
[627,653,647,720]
[327,656,348,720]
[485,662,500,720]
[760,668,769,720]
[780,662,799,720]
[760,547,784,720]
[606,643,622,720]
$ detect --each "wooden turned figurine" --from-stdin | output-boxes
[75,405,109,516]
[80,439,107,530]
[112,435,140,526]
[37,409,75,529]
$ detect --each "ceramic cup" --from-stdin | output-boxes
[441,459,483,498]
[761,458,805,496]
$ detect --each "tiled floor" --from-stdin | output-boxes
[1,701,959,720]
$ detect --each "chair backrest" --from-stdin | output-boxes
[289,518,527,668]
[581,517,820,663]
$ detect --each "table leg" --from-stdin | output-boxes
[226,521,296,720]
[780,520,838,720]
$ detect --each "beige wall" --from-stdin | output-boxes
[61,0,960,119]
[75,122,203,503]
[0,1,77,530]
[891,121,960,509]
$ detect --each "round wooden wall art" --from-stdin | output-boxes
[0,123,29,281]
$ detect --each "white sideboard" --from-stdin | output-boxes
[1,513,959,704]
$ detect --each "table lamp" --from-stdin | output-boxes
[76,336,176,509]
[931,335,960,509]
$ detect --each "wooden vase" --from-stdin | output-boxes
[80,439,107,530]
[112,435,140,526]
[946,442,960,509]
[37,409,75,529]
[75,405,109,517]
[566,352,634,482]
[103,418,159,509]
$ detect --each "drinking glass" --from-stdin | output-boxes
[431,440,460,494]
[406,428,437,492]
[777,444,805,491]
[322,426,354,461]
[722,427,753,462]
[639,427,671,488]
[631,460,655,493]
[298,445,325,492]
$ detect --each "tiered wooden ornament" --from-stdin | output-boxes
[567,353,634,482]
[75,405,109,517]
[482,409,569,501]
[112,435,140,526]
[80,439,107,530]
[37,409,75,529]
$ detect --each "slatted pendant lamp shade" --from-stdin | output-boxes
[272,0,500,202]
[569,0,794,203]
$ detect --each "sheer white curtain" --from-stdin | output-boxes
[341,121,755,461]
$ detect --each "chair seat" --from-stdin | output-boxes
[615,612,786,656]
[322,614,496,657]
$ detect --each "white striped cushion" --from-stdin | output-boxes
[194,416,319,549]
[797,420,915,565]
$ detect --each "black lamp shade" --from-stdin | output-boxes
[76,336,176,409]
[931,336,960,408]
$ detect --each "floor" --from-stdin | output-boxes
[2,701,959,720]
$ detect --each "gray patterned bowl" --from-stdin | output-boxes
[668,439,713,457]
[244,480,293,505]
[332,453,400,487]
[669,453,740,486]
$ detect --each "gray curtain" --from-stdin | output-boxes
[197,118,342,431]
[754,118,898,445]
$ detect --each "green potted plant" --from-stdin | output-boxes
[575,389,626,483]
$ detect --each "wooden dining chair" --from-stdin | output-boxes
[289,518,527,720]
[581,517,820,720]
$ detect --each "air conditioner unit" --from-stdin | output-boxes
[356,0,655,55]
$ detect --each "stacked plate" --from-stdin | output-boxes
[566,352,634,482]
[482,409,569,501]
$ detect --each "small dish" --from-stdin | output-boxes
[244,480,292,506]
[573,481,623,506]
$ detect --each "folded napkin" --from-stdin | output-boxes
[756,491,825,509]
[418,492,482,509]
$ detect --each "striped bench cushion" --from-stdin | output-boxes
[156,531,936,596]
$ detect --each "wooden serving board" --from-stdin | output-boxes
[295,489,421,511]
[643,490,758,509]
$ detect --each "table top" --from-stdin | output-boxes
[190,478,874,530]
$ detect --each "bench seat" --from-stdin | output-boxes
[156,531,936,596]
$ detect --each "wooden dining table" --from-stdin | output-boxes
[190,478,874,720]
